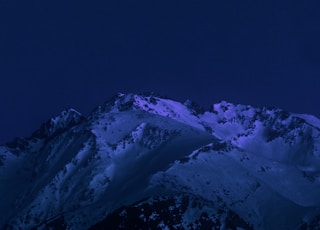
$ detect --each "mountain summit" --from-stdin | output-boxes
[1,93,320,229]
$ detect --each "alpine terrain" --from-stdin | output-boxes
[1,93,320,230]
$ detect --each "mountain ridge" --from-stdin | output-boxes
[1,93,320,229]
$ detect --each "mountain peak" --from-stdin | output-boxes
[99,92,169,112]
[91,93,207,131]
[31,108,85,139]
[3,94,320,229]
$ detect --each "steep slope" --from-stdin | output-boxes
[1,93,320,229]
[0,108,86,228]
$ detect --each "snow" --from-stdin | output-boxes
[296,113,320,129]
[149,211,159,220]
[1,93,320,229]
[136,96,205,130]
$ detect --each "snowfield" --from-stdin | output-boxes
[1,93,320,229]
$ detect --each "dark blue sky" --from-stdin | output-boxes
[0,1,320,143]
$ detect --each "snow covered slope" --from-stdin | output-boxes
[1,93,320,229]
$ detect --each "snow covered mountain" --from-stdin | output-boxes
[1,93,320,229]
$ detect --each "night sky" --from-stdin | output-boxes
[1,1,320,143]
